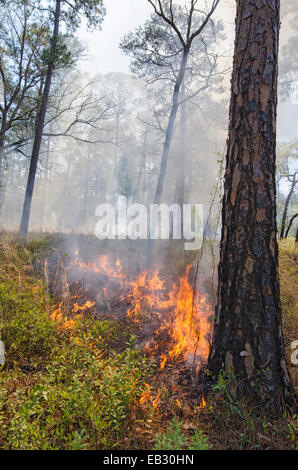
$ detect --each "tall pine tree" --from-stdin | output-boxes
[20,0,105,237]
[207,0,296,414]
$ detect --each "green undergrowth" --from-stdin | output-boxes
[0,240,153,449]
[154,417,212,450]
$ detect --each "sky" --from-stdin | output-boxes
[77,0,297,142]
[78,0,153,75]
[78,0,235,75]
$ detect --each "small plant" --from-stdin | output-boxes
[0,280,58,366]
[154,417,212,450]
[154,417,187,450]
[287,415,298,443]
[189,430,213,450]
[210,369,244,418]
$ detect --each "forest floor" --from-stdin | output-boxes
[0,232,296,450]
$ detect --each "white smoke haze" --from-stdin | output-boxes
[0,0,297,244]
[0,0,296,415]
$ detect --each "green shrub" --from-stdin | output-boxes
[0,279,152,449]
[154,417,212,450]
[0,281,58,366]
[75,317,131,354]
[0,342,151,449]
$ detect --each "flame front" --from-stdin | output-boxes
[69,253,213,370]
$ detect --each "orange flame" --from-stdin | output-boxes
[139,383,161,410]
[139,383,152,404]
[69,255,213,370]
[199,395,207,409]
[127,265,212,369]
[50,300,94,332]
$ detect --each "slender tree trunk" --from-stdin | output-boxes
[58,157,72,229]
[81,152,90,227]
[285,213,298,239]
[113,110,120,202]
[135,130,148,202]
[115,112,120,159]
[0,149,5,211]
[19,0,61,237]
[173,82,186,245]
[207,0,296,413]
[176,83,186,207]
[147,50,189,261]
[0,127,7,211]
[280,175,297,239]
[154,49,189,205]
[40,134,51,229]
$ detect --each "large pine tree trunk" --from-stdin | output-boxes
[19,0,61,237]
[207,0,296,413]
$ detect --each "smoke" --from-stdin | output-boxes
[0,0,296,239]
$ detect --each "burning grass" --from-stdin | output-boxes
[0,233,297,450]
[68,251,213,373]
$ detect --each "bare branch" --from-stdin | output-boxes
[189,0,220,44]
[147,0,186,47]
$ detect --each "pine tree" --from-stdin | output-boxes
[207,0,297,414]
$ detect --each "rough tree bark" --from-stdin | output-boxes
[207,0,296,413]
[20,0,61,237]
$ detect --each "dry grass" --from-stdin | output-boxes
[0,233,34,284]
[279,239,298,391]
[279,239,298,327]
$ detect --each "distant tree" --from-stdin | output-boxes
[19,0,105,237]
[121,0,221,205]
[207,0,296,413]
[280,171,297,239]
[279,2,298,101]
[285,213,298,239]
[276,141,298,238]
[0,0,50,206]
